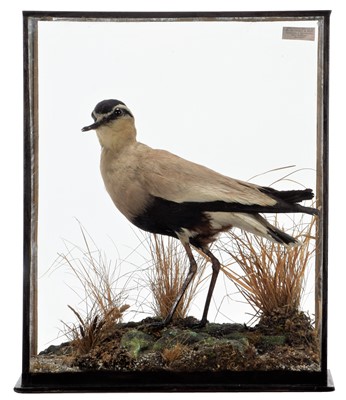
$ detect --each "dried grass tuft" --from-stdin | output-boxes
[220,214,316,320]
[162,343,187,365]
[56,224,130,354]
[146,234,208,321]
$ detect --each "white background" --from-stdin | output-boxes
[37,16,318,350]
[1,1,345,400]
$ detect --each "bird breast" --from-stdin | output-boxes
[100,144,151,221]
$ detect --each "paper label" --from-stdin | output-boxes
[282,27,315,41]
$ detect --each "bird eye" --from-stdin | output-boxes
[114,108,123,116]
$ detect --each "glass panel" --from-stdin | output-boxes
[28,15,325,375]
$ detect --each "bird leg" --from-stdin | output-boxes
[163,242,197,326]
[198,248,221,327]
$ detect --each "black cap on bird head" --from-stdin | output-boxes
[82,99,133,131]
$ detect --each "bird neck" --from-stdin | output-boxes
[96,120,137,153]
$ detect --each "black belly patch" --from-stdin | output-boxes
[132,196,210,239]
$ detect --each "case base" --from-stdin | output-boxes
[14,369,335,393]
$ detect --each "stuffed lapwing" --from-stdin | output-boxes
[82,99,318,327]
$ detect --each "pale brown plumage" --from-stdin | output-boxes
[101,142,276,222]
[82,99,317,327]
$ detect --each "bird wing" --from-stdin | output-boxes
[137,146,278,208]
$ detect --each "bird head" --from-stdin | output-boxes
[82,99,134,131]
[82,99,136,150]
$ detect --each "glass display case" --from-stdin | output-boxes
[16,10,333,392]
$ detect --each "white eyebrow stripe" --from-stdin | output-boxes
[93,104,132,121]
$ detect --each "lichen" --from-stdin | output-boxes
[33,313,320,373]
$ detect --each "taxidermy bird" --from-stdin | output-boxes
[82,99,318,327]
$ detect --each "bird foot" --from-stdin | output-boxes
[137,316,208,332]
[191,321,208,329]
[183,317,208,329]
[137,319,167,333]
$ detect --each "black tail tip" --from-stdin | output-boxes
[260,187,315,204]
[282,188,315,203]
[302,188,314,201]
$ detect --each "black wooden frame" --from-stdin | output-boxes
[16,10,333,392]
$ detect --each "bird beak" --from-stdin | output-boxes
[81,121,102,132]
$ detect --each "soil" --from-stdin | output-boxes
[31,310,320,373]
